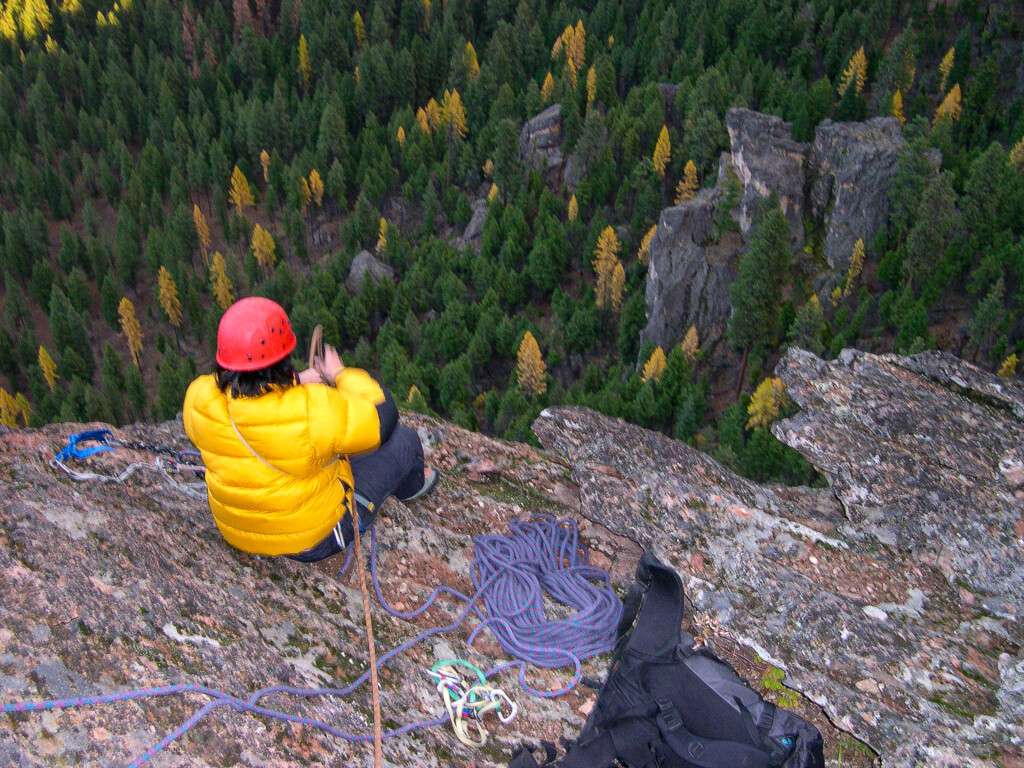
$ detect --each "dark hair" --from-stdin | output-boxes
[217,358,296,398]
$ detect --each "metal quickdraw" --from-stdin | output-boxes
[427,660,517,747]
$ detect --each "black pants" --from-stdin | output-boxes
[286,425,424,562]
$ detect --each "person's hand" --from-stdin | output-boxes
[296,368,321,386]
[318,344,344,380]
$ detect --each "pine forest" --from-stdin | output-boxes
[0,0,1022,486]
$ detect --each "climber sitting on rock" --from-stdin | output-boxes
[183,297,438,562]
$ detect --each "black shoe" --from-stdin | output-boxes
[399,467,439,502]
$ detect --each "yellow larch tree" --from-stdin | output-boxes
[353,10,365,49]
[309,169,324,207]
[14,393,30,426]
[653,126,671,180]
[934,83,962,125]
[396,126,406,146]
[376,218,388,253]
[844,238,865,297]
[891,90,905,125]
[939,47,955,93]
[565,58,578,89]
[637,224,657,265]
[193,204,211,265]
[297,34,311,91]
[674,159,698,203]
[441,89,467,140]
[593,226,623,309]
[586,66,596,111]
[568,20,585,71]
[0,388,18,428]
[1010,138,1024,174]
[568,194,578,222]
[747,377,787,430]
[298,176,311,213]
[425,98,441,132]
[541,72,554,102]
[998,354,1017,378]
[516,331,547,397]
[260,149,270,183]
[609,261,625,311]
[487,183,499,203]
[463,41,480,81]
[416,108,430,134]
[210,252,235,311]
[157,266,183,328]
[251,224,276,271]
[228,166,255,217]
[118,298,143,370]
[482,159,494,178]
[62,0,83,15]
[641,347,667,383]
[681,326,700,362]
[354,65,359,83]
[838,47,868,96]
[38,346,58,392]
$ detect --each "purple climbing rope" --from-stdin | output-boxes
[1,515,621,765]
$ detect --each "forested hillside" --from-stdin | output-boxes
[0,0,1022,485]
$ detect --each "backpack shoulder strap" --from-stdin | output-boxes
[615,551,686,658]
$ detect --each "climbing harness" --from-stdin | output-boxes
[27,432,621,765]
[428,660,518,747]
[47,429,207,500]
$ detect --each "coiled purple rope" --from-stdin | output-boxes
[1,515,620,765]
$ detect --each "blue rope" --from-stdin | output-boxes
[2,514,621,765]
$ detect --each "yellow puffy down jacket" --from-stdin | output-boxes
[183,368,386,555]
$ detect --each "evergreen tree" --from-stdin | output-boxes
[727,201,791,356]
[788,296,826,355]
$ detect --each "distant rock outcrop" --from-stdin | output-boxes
[519,104,564,174]
[345,249,394,292]
[641,109,907,351]
[536,348,1024,767]
[808,118,905,271]
[457,198,489,252]
[725,108,809,249]
[639,190,740,351]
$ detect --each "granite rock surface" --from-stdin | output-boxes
[345,250,395,293]
[808,118,905,271]
[534,348,1023,768]
[2,348,1022,766]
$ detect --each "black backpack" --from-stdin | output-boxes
[510,552,825,768]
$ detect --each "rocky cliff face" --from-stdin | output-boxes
[642,109,907,351]
[518,104,564,175]
[1,349,1022,767]
[639,190,742,350]
[808,119,905,271]
[726,108,809,249]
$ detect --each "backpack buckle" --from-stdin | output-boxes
[655,698,682,733]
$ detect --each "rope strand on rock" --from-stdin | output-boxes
[22,434,622,765]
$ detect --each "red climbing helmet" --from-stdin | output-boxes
[216,297,296,371]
